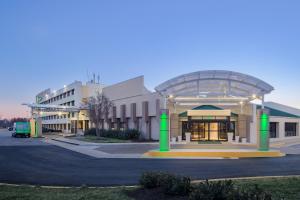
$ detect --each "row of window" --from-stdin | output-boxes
[60,100,75,107]
[269,122,298,138]
[42,112,75,121]
[41,89,75,104]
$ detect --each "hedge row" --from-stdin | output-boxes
[84,128,141,140]
[140,172,272,199]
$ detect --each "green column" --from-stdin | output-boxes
[259,110,269,151]
[160,111,169,152]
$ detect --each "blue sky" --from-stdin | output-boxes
[0,0,300,118]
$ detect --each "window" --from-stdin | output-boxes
[71,112,75,118]
[71,101,75,106]
[67,91,70,96]
[285,123,297,137]
[71,89,75,95]
[269,122,278,138]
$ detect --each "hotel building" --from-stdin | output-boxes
[35,70,300,143]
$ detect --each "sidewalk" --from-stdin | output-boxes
[44,138,143,158]
[43,136,299,159]
[43,137,157,158]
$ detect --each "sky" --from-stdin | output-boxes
[0,0,300,119]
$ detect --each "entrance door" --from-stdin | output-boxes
[189,121,228,141]
[209,122,219,140]
[191,122,206,141]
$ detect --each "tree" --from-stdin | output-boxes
[87,92,113,137]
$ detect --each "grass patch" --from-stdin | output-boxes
[0,185,134,200]
[77,135,133,143]
[1,177,300,200]
[234,177,300,200]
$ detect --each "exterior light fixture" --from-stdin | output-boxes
[169,94,174,99]
[58,112,62,116]
[239,101,244,105]
[64,85,67,88]
[252,94,257,99]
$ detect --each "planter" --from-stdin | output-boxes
[177,136,182,142]
[235,136,240,143]
[227,132,233,143]
[242,138,247,144]
[171,137,177,143]
[185,132,191,143]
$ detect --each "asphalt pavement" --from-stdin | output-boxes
[1,129,300,186]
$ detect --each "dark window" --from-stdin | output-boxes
[285,123,297,137]
[71,89,75,95]
[270,122,278,138]
[71,101,75,106]
[181,121,189,140]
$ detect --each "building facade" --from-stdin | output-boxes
[35,70,300,144]
[36,81,104,134]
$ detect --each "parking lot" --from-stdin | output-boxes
[1,128,300,186]
[0,129,50,146]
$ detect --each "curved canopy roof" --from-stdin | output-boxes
[155,70,274,99]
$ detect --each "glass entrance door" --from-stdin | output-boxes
[191,122,206,141]
[189,121,228,141]
[209,122,219,140]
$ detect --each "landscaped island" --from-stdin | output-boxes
[0,176,299,200]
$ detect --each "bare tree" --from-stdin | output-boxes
[87,92,113,137]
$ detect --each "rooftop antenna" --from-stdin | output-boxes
[97,74,100,84]
[93,73,96,83]
[86,68,91,83]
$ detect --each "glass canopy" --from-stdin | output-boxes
[155,70,274,100]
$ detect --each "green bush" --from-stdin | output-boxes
[233,184,272,200]
[189,180,234,200]
[160,173,191,196]
[139,171,162,189]
[140,172,272,199]
[139,172,191,196]
[189,180,272,200]
[84,128,97,136]
[84,128,141,140]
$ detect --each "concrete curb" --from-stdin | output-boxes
[52,138,79,146]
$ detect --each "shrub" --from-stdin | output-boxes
[160,173,191,196]
[189,180,234,200]
[140,172,191,196]
[84,128,97,136]
[139,171,162,189]
[189,180,272,200]
[233,184,272,200]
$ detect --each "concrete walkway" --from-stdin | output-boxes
[43,136,290,159]
[44,137,157,158]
